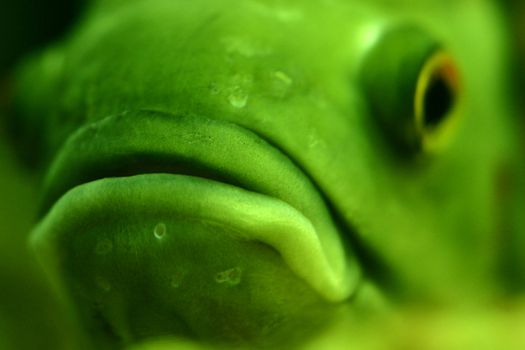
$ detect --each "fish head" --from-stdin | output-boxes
[9,0,520,347]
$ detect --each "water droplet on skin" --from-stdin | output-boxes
[215,267,242,286]
[95,239,113,255]
[272,70,293,97]
[96,277,112,292]
[274,71,293,86]
[154,223,166,239]
[228,89,248,108]
[226,74,251,108]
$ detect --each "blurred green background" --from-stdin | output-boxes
[0,1,523,349]
[0,1,86,348]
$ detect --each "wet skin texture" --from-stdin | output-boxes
[7,0,525,349]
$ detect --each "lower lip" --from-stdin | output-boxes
[32,173,337,344]
[33,172,355,301]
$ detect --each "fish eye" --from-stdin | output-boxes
[360,26,462,153]
[415,50,461,151]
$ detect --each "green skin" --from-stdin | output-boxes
[8,0,525,348]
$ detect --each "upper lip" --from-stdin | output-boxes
[36,109,361,302]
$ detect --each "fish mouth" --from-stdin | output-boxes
[32,110,360,303]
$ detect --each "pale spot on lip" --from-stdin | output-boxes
[154,222,167,239]
[215,267,243,286]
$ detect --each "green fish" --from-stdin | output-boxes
[6,0,525,348]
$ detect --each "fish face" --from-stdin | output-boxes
[10,0,520,348]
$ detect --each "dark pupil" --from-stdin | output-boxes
[423,74,454,128]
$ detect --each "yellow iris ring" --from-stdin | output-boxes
[414,50,462,152]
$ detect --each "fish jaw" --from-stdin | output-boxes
[31,110,361,345]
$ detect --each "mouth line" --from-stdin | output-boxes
[35,109,361,302]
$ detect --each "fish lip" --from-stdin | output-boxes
[37,109,361,302]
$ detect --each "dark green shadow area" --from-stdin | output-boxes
[0,0,85,76]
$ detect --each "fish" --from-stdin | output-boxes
[5,0,525,348]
